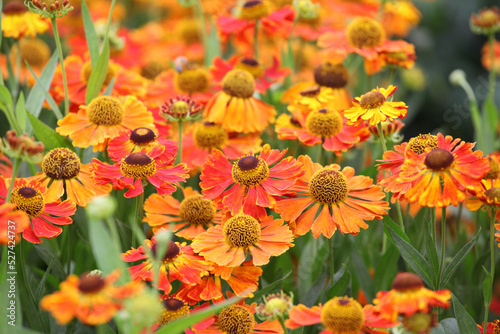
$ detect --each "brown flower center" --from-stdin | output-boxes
[222,69,255,99]
[159,298,189,325]
[239,0,269,20]
[314,63,349,88]
[392,272,424,291]
[42,148,81,180]
[359,91,385,109]
[424,148,454,171]
[232,156,269,187]
[3,1,28,15]
[485,188,500,203]
[218,305,255,334]
[86,96,124,126]
[11,39,51,69]
[223,214,261,248]
[308,167,348,205]
[151,241,181,262]
[235,57,265,79]
[179,195,216,226]
[10,186,45,217]
[140,61,166,80]
[130,127,157,145]
[346,17,385,48]
[120,153,156,179]
[78,274,106,294]
[176,67,210,94]
[484,157,500,180]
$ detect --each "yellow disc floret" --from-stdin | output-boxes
[11,39,51,69]
[159,298,190,325]
[232,156,269,187]
[120,153,156,179]
[194,122,228,149]
[305,109,343,137]
[176,66,210,94]
[239,0,269,20]
[87,96,124,127]
[405,134,438,155]
[223,214,261,248]
[484,157,500,180]
[313,63,349,89]
[235,58,265,79]
[320,297,365,333]
[11,186,45,217]
[308,167,349,205]
[218,305,255,334]
[222,69,256,99]
[81,60,117,86]
[140,61,166,81]
[346,17,385,49]
[42,148,81,180]
[179,194,216,226]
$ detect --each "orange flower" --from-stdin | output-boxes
[200,144,304,218]
[397,133,490,208]
[481,39,500,74]
[40,271,143,326]
[467,179,500,213]
[92,146,189,198]
[180,121,262,170]
[192,299,283,334]
[107,127,177,163]
[56,95,155,152]
[155,295,191,327]
[285,297,397,334]
[373,273,451,320]
[0,177,76,244]
[275,155,389,238]
[477,321,498,334]
[1,2,48,39]
[381,0,421,38]
[191,213,294,267]
[143,187,221,240]
[203,69,276,133]
[210,56,290,94]
[0,203,29,245]
[34,148,111,207]
[343,85,408,126]
[122,238,213,293]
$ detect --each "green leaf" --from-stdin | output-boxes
[483,266,493,308]
[247,271,291,304]
[430,318,459,334]
[483,98,498,136]
[440,229,480,288]
[27,112,75,151]
[374,245,399,291]
[102,78,115,96]
[15,92,27,133]
[470,101,485,152]
[155,293,241,334]
[0,85,21,133]
[25,51,59,120]
[423,222,439,289]
[451,293,480,334]
[85,39,110,104]
[384,216,410,244]
[34,250,58,302]
[81,0,100,66]
[386,220,433,287]
[25,61,63,120]
[351,248,374,302]
[327,264,351,298]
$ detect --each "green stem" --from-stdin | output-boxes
[175,120,183,165]
[287,17,298,72]
[431,208,436,245]
[488,32,496,102]
[254,20,260,60]
[5,158,22,203]
[438,207,446,288]
[395,200,404,230]
[387,66,396,85]
[278,315,288,334]
[329,236,335,287]
[193,0,210,67]
[106,217,122,254]
[377,123,388,153]
[51,17,69,116]
[132,192,145,247]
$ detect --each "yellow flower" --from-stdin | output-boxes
[2,2,49,39]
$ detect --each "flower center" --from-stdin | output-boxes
[159,298,189,325]
[130,127,157,145]
[239,0,269,20]
[402,312,433,333]
[86,96,124,126]
[320,297,365,333]
[2,1,28,14]
[235,57,265,79]
[10,186,45,217]
[81,60,116,86]
[12,39,51,69]
[218,305,255,334]
[313,63,348,88]
[42,148,81,180]
[194,122,228,149]
[179,194,216,226]
[484,157,500,180]
[222,69,255,99]
[120,153,156,179]
[78,273,106,294]
[178,19,201,44]
[299,85,321,97]
[392,272,424,291]
[151,241,181,263]
[223,214,261,248]
[359,91,386,109]
[346,17,385,49]
[31,0,69,12]
[308,167,349,205]
[424,148,454,171]
[305,109,343,137]
[405,134,438,155]
[232,156,269,187]
[140,60,166,80]
[485,188,500,203]
[176,66,210,94]
[264,298,289,315]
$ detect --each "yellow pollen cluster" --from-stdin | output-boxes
[218,305,255,334]
[81,61,117,86]
[305,109,343,137]
[239,0,269,20]
[235,58,265,79]
[232,156,269,187]
[140,61,166,81]
[346,17,385,49]
[485,188,500,203]
[223,214,261,248]
[484,157,500,180]
[402,313,433,333]
[222,69,256,99]
[179,195,216,226]
[11,186,45,217]
[314,63,349,89]
[11,39,51,69]
[359,91,386,109]
[120,153,156,179]
[320,297,365,333]
[424,148,454,171]
[406,134,438,155]
[87,96,125,126]
[178,19,201,44]
[42,148,81,180]
[176,67,210,94]
[159,298,190,325]
[194,122,228,149]
[308,167,348,205]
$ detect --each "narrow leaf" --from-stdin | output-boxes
[102,78,115,96]
[15,92,27,133]
[424,223,439,289]
[483,266,493,308]
[384,216,410,244]
[25,62,63,120]
[327,265,351,298]
[351,249,375,302]
[27,112,74,151]
[247,271,291,304]
[451,293,480,334]
[483,98,498,136]
[374,245,399,291]
[81,0,100,66]
[85,39,110,104]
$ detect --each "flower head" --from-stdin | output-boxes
[470,7,500,35]
[2,1,48,38]
[161,96,203,121]
[2,130,44,163]
[256,291,293,321]
[0,203,30,245]
[25,0,73,18]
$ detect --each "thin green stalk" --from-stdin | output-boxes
[376,123,388,153]
[488,32,496,101]
[430,208,436,245]
[329,236,335,287]
[278,316,288,334]
[193,0,210,67]
[106,217,122,254]
[254,20,260,60]
[387,66,396,85]
[484,208,497,334]
[395,200,404,230]
[438,207,446,288]
[175,120,183,165]
[51,17,69,116]
[5,158,22,203]
[132,192,145,247]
